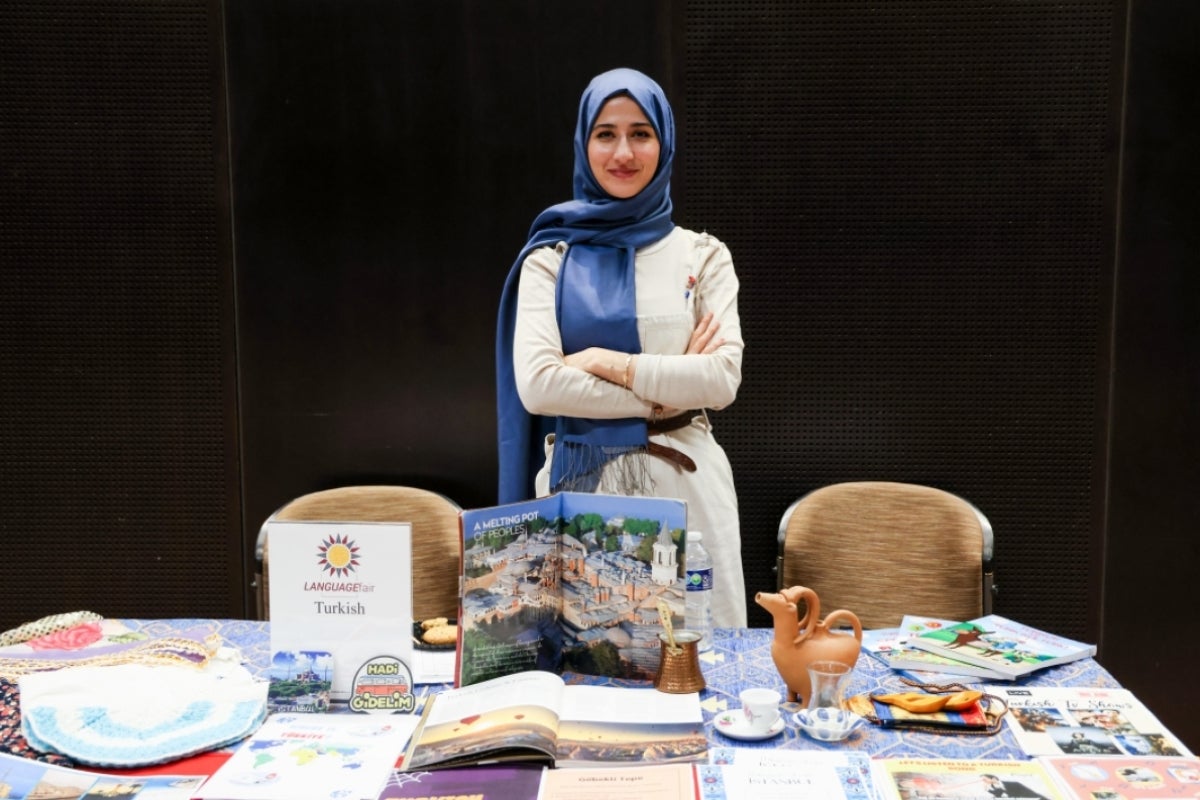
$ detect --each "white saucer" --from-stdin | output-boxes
[713,709,786,741]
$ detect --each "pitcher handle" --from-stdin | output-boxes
[821,609,863,642]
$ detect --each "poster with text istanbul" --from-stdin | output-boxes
[457,491,687,687]
[268,520,415,709]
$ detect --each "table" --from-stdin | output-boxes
[123,619,1121,761]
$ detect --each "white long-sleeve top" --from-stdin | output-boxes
[513,226,743,416]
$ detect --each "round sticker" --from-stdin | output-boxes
[349,655,417,714]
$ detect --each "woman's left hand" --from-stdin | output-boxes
[686,312,725,355]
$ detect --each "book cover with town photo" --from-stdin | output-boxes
[456,492,687,687]
[993,686,1194,758]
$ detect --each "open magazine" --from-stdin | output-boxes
[457,492,687,686]
[402,670,706,771]
[993,686,1194,758]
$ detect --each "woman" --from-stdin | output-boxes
[495,68,747,627]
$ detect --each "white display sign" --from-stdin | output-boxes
[267,520,415,709]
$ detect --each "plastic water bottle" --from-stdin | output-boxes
[685,530,714,652]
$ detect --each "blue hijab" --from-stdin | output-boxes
[496,68,676,503]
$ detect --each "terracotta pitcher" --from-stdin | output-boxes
[754,586,862,704]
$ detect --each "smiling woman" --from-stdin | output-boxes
[587,95,661,199]
[495,68,748,628]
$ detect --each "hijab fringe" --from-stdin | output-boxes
[555,446,656,497]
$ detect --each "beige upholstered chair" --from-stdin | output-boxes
[255,485,461,622]
[775,481,995,630]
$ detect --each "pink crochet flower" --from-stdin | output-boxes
[27,621,104,651]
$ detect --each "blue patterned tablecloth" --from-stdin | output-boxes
[125,620,1120,761]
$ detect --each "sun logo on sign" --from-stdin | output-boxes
[317,534,360,577]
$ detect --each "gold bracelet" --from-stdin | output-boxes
[622,354,632,389]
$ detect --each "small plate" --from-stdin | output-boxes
[793,707,866,741]
[412,621,456,651]
[713,709,785,741]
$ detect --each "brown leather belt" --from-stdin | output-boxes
[647,411,697,435]
[646,411,698,472]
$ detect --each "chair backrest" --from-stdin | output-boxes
[256,485,461,622]
[775,481,995,629]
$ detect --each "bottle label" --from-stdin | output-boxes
[685,567,713,592]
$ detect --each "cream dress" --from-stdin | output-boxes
[512,226,748,627]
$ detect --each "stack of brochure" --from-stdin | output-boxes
[864,614,1096,681]
[861,615,1014,682]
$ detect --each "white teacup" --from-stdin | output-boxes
[739,687,782,734]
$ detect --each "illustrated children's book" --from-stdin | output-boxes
[873,757,1068,800]
[993,686,1194,758]
[457,491,688,687]
[1038,755,1200,799]
[402,670,707,771]
[861,616,1013,682]
[905,615,1096,679]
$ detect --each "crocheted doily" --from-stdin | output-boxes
[19,655,268,767]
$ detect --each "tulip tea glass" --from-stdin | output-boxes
[806,659,853,710]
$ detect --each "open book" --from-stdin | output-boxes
[457,492,687,687]
[905,614,1096,678]
[401,670,707,771]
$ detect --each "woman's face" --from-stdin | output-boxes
[587,95,660,199]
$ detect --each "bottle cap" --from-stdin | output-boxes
[687,530,703,542]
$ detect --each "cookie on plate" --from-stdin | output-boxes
[422,624,457,646]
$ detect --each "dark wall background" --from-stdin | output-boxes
[680,1,1118,644]
[1102,0,1200,749]
[1,0,244,621]
[1,0,1195,748]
